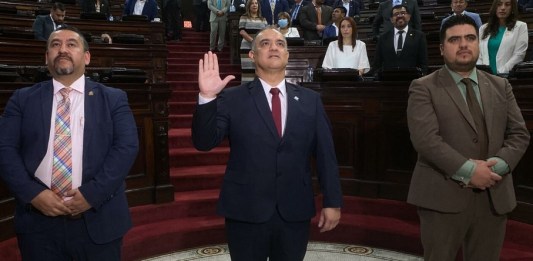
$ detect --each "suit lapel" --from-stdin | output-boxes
[478,72,494,138]
[40,81,54,145]
[439,68,477,132]
[249,78,280,139]
[83,79,97,175]
[284,82,301,140]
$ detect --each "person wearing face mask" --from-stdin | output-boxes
[277,12,300,37]
[477,0,528,75]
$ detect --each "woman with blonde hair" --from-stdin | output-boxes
[322,17,370,76]
[478,0,528,74]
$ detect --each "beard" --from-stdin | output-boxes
[444,56,478,73]
[53,56,75,75]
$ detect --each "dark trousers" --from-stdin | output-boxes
[225,209,310,261]
[17,217,122,261]
[418,190,507,261]
[194,2,209,31]
[163,0,183,40]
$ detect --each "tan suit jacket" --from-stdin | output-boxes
[406,68,530,215]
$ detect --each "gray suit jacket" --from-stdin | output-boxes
[372,0,421,38]
[406,68,530,214]
[208,0,230,22]
[299,4,333,41]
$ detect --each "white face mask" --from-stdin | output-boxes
[278,18,289,28]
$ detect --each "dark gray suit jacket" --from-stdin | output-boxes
[299,4,333,41]
[32,15,56,41]
[406,68,530,214]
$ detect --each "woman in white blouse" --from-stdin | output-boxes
[478,0,528,74]
[321,17,370,76]
[277,12,300,38]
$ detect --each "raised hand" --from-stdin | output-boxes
[198,51,235,99]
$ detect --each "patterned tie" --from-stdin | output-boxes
[270,88,282,137]
[462,78,488,159]
[51,87,72,196]
[291,4,300,22]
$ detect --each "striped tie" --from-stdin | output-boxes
[51,87,72,196]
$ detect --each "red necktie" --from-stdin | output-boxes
[270,88,282,137]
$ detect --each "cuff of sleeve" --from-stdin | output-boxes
[198,93,216,105]
[452,160,475,185]
[488,157,510,176]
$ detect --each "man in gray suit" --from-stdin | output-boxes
[299,0,333,41]
[407,15,530,260]
[372,0,420,39]
[208,0,230,52]
[440,0,482,30]
[33,2,66,41]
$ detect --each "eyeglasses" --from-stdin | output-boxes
[392,11,408,17]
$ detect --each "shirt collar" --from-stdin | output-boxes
[445,65,478,86]
[53,74,86,95]
[394,25,408,35]
[259,78,286,97]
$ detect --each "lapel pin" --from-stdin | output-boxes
[294,96,299,101]
[88,91,94,96]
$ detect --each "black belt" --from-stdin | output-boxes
[26,204,83,220]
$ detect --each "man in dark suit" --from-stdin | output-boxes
[290,0,308,27]
[261,0,290,25]
[322,6,346,42]
[371,4,428,75]
[299,0,333,41]
[407,15,529,260]
[192,28,342,260]
[32,2,66,41]
[372,0,420,39]
[333,0,364,19]
[123,0,159,21]
[0,26,139,260]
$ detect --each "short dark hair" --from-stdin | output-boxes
[335,6,347,15]
[47,25,90,52]
[440,14,478,43]
[51,2,65,12]
[391,4,409,15]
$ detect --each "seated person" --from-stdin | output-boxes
[322,17,370,75]
[80,0,111,18]
[440,0,482,30]
[123,0,159,21]
[333,0,364,19]
[371,4,428,75]
[323,6,346,42]
[277,12,300,37]
[32,2,66,41]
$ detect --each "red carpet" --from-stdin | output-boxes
[1,29,533,261]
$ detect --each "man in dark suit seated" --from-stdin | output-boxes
[322,6,346,41]
[0,26,138,261]
[372,0,421,40]
[371,4,428,76]
[192,27,342,260]
[32,2,66,41]
[333,0,364,19]
[123,0,159,21]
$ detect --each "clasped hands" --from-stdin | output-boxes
[30,189,91,217]
[467,159,502,190]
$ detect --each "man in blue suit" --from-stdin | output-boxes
[192,28,342,260]
[261,0,290,25]
[123,0,159,21]
[0,26,139,260]
[33,2,66,41]
[440,0,482,30]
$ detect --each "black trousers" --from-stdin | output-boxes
[193,2,209,31]
[225,209,310,261]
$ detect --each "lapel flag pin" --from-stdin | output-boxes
[294,96,299,101]
[88,91,94,96]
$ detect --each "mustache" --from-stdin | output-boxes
[54,55,72,63]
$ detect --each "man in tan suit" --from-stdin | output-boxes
[407,15,530,261]
[208,0,230,52]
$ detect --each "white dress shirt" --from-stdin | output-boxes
[394,25,408,51]
[134,0,146,15]
[35,76,85,194]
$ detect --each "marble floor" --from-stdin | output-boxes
[143,242,423,261]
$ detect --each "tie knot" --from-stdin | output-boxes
[461,78,472,87]
[398,30,404,35]
[270,88,280,96]
[59,87,71,99]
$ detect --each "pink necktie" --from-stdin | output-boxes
[270,88,282,137]
[51,87,72,196]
